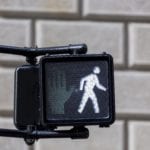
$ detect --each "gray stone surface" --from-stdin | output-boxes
[36,21,124,66]
[0,69,14,110]
[0,19,31,64]
[115,71,150,115]
[84,0,150,17]
[36,121,124,150]
[0,0,78,14]
[129,23,150,67]
[129,121,150,150]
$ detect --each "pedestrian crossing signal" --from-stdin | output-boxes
[40,54,115,127]
[0,44,115,144]
[78,66,107,114]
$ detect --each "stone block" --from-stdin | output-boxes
[0,19,31,65]
[115,71,150,115]
[36,21,124,66]
[83,0,150,17]
[129,121,150,150]
[129,23,150,67]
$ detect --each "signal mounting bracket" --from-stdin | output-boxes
[0,44,87,64]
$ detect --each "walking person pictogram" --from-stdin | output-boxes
[78,66,107,114]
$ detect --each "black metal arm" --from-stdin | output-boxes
[0,43,87,64]
[0,127,89,145]
[0,127,89,139]
[0,44,87,56]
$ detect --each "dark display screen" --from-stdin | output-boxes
[41,55,115,126]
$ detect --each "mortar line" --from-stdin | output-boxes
[30,145,35,150]
[2,12,150,23]
[78,0,83,19]
[31,19,36,47]
[28,145,34,150]
[116,114,150,121]
[124,22,129,69]
[0,111,13,117]
[124,120,129,150]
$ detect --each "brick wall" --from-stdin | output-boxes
[0,0,149,150]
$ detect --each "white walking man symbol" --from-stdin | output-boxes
[78,66,107,114]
